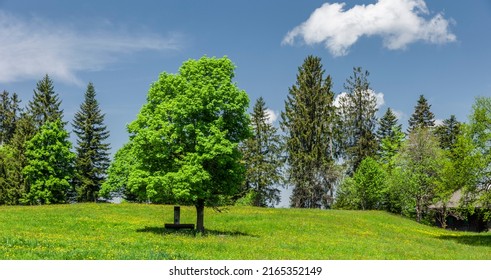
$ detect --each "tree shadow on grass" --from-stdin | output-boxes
[437,234,491,247]
[136,226,259,238]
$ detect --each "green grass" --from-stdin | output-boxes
[0,203,490,259]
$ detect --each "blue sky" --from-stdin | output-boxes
[1,1,490,178]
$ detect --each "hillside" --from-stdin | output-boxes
[0,203,489,259]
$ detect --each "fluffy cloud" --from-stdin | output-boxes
[0,11,182,85]
[283,0,456,56]
[334,90,385,109]
[265,108,279,124]
[392,109,406,121]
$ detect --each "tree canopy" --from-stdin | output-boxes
[22,120,75,205]
[125,56,250,231]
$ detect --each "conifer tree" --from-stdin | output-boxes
[377,108,405,167]
[72,83,110,202]
[0,145,23,205]
[5,113,36,201]
[281,55,339,208]
[377,108,401,140]
[338,67,378,173]
[435,115,461,151]
[240,97,283,207]
[28,74,64,129]
[0,90,21,145]
[408,95,435,133]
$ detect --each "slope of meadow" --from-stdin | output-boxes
[0,203,490,260]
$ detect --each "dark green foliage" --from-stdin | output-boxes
[408,95,435,133]
[240,97,284,207]
[72,83,110,202]
[28,74,64,129]
[0,91,21,145]
[0,145,24,205]
[377,108,401,140]
[435,115,461,151]
[338,67,378,173]
[281,55,339,208]
[22,120,75,205]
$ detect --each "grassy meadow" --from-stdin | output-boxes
[0,203,490,260]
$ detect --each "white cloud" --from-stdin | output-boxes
[434,119,444,126]
[373,91,385,109]
[392,109,406,121]
[265,108,279,124]
[282,0,456,56]
[334,90,384,109]
[0,11,182,85]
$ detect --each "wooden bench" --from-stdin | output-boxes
[165,206,195,230]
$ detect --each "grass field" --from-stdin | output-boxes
[0,203,490,260]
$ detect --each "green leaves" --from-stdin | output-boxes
[119,56,250,208]
[22,120,75,205]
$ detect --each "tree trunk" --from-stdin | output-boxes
[196,199,205,233]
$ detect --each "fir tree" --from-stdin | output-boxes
[377,108,405,167]
[0,90,21,145]
[377,108,401,140]
[338,67,378,173]
[28,74,64,129]
[408,94,435,133]
[6,113,37,201]
[435,115,461,151]
[240,97,284,207]
[281,55,339,208]
[72,83,111,202]
[0,145,24,205]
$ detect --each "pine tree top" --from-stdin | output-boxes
[378,107,402,140]
[28,74,64,128]
[408,94,435,133]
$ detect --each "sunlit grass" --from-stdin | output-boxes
[0,203,490,259]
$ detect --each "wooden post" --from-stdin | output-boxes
[174,206,180,225]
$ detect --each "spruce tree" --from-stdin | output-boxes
[377,108,405,167]
[435,115,461,151]
[377,108,401,140]
[338,67,378,173]
[6,113,36,202]
[408,94,435,133]
[240,97,284,207]
[28,74,64,129]
[72,83,110,202]
[281,55,339,208]
[0,91,21,145]
[0,145,24,205]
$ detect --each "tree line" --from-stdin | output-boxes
[236,55,490,225]
[280,56,490,225]
[0,75,110,205]
[1,56,490,230]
